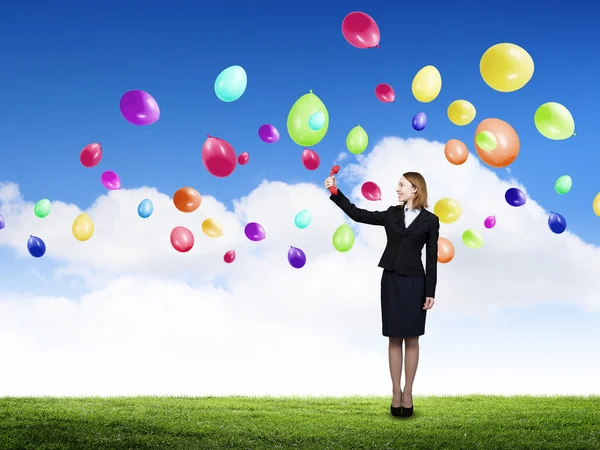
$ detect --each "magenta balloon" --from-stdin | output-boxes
[101,170,121,190]
[244,222,265,241]
[258,124,280,143]
[238,152,249,165]
[484,215,496,229]
[119,90,160,126]
[288,246,306,269]
[224,249,236,263]
[202,136,237,178]
[361,181,381,201]
[170,226,194,253]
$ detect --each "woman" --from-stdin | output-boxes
[324,172,439,418]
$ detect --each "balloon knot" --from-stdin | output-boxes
[207,134,212,139]
[375,44,380,48]
[309,89,313,94]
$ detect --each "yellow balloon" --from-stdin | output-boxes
[480,43,534,92]
[202,218,223,238]
[433,198,462,224]
[412,65,442,103]
[72,213,94,242]
[593,193,600,217]
[447,100,476,126]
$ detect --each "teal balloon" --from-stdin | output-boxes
[294,209,312,229]
[308,112,325,131]
[137,198,153,218]
[214,65,247,102]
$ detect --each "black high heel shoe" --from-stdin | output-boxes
[390,392,402,417]
[401,392,413,417]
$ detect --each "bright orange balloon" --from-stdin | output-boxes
[437,237,455,264]
[474,118,520,168]
[444,139,469,165]
[173,187,202,213]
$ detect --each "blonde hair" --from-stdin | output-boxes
[402,172,429,209]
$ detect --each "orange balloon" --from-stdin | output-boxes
[444,139,469,165]
[173,187,202,213]
[474,118,520,168]
[437,237,455,264]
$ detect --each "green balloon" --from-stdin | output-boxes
[34,199,51,218]
[294,209,312,229]
[462,229,483,249]
[476,130,497,151]
[554,175,572,195]
[534,102,575,140]
[346,125,368,154]
[332,223,355,252]
[287,90,329,146]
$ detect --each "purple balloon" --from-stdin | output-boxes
[119,90,160,126]
[288,246,306,269]
[412,112,427,131]
[101,170,121,190]
[505,188,526,207]
[0,214,5,230]
[258,124,280,143]
[548,212,567,234]
[245,222,266,241]
[484,215,496,229]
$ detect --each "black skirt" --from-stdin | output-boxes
[380,269,427,338]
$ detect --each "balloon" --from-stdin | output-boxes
[484,215,496,229]
[475,131,497,151]
[308,112,326,131]
[437,237,455,264]
[412,112,427,131]
[34,199,51,218]
[27,235,46,258]
[554,175,572,195]
[288,246,307,269]
[301,148,320,170]
[294,209,312,229]
[138,199,153,218]
[447,100,476,126]
[412,66,442,103]
[375,83,395,103]
[480,43,534,92]
[0,214,4,230]
[258,124,280,143]
[361,181,381,201]
[101,170,121,190]
[462,229,483,249]
[548,212,567,234]
[202,135,237,178]
[287,90,329,147]
[433,198,462,224]
[80,143,102,168]
[341,11,380,49]
[444,139,469,165]
[119,90,160,126]
[505,188,526,207]
[170,226,194,253]
[224,250,236,264]
[534,102,575,140]
[72,213,94,241]
[202,218,223,238]
[593,193,600,217]
[346,125,368,154]
[214,65,247,102]
[332,223,355,252]
[245,222,265,241]
[474,118,520,168]
[238,152,249,165]
[173,187,202,213]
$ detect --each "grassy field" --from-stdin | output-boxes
[1,395,599,449]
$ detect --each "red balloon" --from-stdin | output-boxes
[202,135,237,178]
[375,83,395,103]
[238,152,249,165]
[301,148,320,170]
[224,249,236,263]
[341,12,380,49]
[80,143,102,168]
[170,226,194,253]
[361,181,382,201]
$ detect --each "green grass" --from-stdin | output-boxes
[1,395,599,449]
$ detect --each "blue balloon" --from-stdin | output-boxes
[412,112,427,131]
[548,212,567,234]
[27,235,46,258]
[505,187,526,207]
[138,198,154,219]
[308,112,325,131]
[214,65,247,102]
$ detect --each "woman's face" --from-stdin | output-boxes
[396,176,416,202]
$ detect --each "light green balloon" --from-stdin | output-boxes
[346,125,368,154]
[462,229,483,249]
[476,130,497,151]
[332,223,355,252]
[34,199,51,218]
[294,209,312,229]
[287,90,329,146]
[534,102,575,140]
[554,175,572,195]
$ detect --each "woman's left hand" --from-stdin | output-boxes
[423,297,435,310]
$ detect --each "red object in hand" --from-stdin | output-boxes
[329,165,340,195]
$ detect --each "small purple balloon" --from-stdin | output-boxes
[101,170,121,190]
[0,214,5,230]
[288,246,306,269]
[245,222,266,241]
[484,215,496,229]
[548,212,567,234]
[412,112,427,131]
[505,187,526,207]
[119,90,160,126]
[258,124,280,143]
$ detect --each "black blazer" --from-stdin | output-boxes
[330,189,440,298]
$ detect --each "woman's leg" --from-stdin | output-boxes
[388,337,403,407]
[403,336,420,407]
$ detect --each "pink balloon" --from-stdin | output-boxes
[361,181,381,201]
[224,249,236,263]
[238,152,249,165]
[341,12,380,49]
[202,135,237,178]
[484,215,496,229]
[101,170,121,190]
[80,143,103,168]
[170,226,194,253]
[301,148,320,170]
[375,83,395,103]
